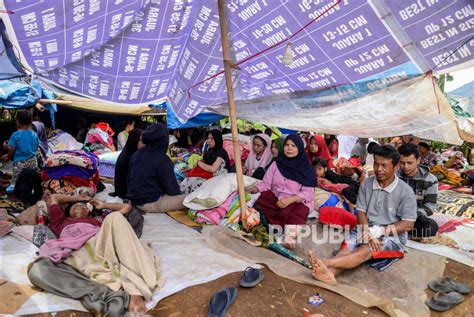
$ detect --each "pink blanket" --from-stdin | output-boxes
[39,223,100,262]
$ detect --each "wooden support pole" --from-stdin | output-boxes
[39,99,72,105]
[217,0,248,222]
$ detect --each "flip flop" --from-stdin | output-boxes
[231,230,262,247]
[428,277,471,294]
[208,287,237,317]
[239,267,264,288]
[426,291,464,312]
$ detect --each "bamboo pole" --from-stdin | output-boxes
[217,0,248,222]
[39,99,72,105]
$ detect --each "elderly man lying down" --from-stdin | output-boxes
[28,193,162,315]
[308,145,417,285]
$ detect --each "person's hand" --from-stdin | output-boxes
[77,195,92,203]
[318,178,331,185]
[276,196,293,209]
[2,141,8,149]
[246,186,259,194]
[368,234,382,252]
[90,199,105,209]
[1,154,8,162]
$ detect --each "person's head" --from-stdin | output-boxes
[283,134,304,159]
[389,137,401,149]
[141,123,169,152]
[312,157,328,177]
[271,139,282,158]
[373,145,400,182]
[207,129,223,150]
[367,141,380,155]
[203,150,217,165]
[252,135,268,155]
[402,135,412,144]
[16,109,33,128]
[124,120,135,132]
[418,141,431,156]
[264,128,272,137]
[309,137,319,154]
[124,128,142,153]
[398,143,420,177]
[77,117,87,129]
[69,202,92,219]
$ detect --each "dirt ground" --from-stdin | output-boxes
[26,260,473,317]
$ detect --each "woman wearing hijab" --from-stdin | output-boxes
[180,129,230,194]
[113,129,142,199]
[244,134,273,180]
[127,123,185,213]
[307,135,334,169]
[325,134,338,158]
[248,134,316,249]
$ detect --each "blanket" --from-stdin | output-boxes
[0,214,257,315]
[183,173,259,210]
[39,223,100,262]
[437,190,474,218]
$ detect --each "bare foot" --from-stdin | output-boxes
[307,251,337,285]
[129,295,147,314]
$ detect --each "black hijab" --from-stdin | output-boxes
[276,134,317,187]
[206,129,230,171]
[114,129,142,198]
[142,123,169,153]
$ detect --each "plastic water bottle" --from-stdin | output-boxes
[36,209,46,225]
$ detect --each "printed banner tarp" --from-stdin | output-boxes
[1,0,473,135]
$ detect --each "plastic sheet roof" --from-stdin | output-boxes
[1,0,473,130]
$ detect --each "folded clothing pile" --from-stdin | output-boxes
[188,191,260,231]
[84,122,115,155]
[41,150,99,194]
[47,130,83,156]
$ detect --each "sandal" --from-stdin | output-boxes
[426,291,464,312]
[428,277,471,294]
[208,287,237,317]
[231,230,262,247]
[239,267,264,288]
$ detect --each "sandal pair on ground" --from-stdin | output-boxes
[208,267,264,317]
[426,277,471,312]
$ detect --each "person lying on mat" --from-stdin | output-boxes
[308,145,417,285]
[42,194,162,314]
[397,143,439,239]
[248,134,316,249]
[47,194,130,237]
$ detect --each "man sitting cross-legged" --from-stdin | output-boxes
[308,145,417,285]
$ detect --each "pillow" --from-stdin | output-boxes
[318,206,357,230]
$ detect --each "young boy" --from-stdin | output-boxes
[2,109,39,188]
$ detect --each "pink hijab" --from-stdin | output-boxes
[245,134,273,174]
